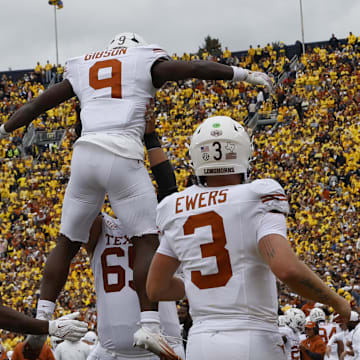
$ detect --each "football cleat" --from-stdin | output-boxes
[133,327,183,360]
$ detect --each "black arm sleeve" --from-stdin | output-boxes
[305,349,323,360]
[144,131,161,150]
[74,102,82,138]
[151,161,178,202]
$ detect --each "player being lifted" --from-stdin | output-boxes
[146,116,351,360]
[0,32,272,357]
[24,104,184,360]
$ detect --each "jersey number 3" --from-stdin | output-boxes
[183,211,233,289]
[89,59,122,98]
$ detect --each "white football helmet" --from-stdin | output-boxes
[285,308,306,332]
[189,116,252,177]
[81,331,98,344]
[309,308,326,323]
[278,315,287,327]
[108,32,147,49]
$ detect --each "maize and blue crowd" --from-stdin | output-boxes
[0,32,359,353]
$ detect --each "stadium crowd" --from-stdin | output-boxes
[0,33,359,356]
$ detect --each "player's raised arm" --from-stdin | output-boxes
[144,100,178,201]
[151,59,273,92]
[0,79,75,136]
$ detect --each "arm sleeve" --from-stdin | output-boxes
[257,212,287,244]
[144,131,178,202]
[151,161,178,202]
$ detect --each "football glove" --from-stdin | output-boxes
[133,327,183,360]
[0,124,10,139]
[48,312,88,342]
[245,70,273,93]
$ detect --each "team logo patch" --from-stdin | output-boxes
[226,152,237,160]
[202,153,210,161]
[210,130,223,137]
[225,142,236,159]
[225,142,235,152]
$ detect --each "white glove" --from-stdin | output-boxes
[48,312,88,342]
[245,70,273,93]
[0,124,10,139]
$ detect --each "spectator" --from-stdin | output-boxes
[329,34,339,50]
[44,61,52,84]
[300,322,326,360]
[11,341,55,360]
[347,31,357,46]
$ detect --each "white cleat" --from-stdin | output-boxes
[133,327,183,360]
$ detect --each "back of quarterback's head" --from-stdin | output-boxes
[189,116,252,179]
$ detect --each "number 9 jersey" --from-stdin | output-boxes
[63,45,170,160]
[156,178,289,334]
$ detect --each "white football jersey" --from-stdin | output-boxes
[64,45,170,160]
[157,178,289,333]
[319,322,341,359]
[91,213,181,356]
[54,340,91,360]
[317,322,339,344]
[328,329,348,360]
[279,325,301,360]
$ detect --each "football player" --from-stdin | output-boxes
[146,116,351,360]
[0,33,272,349]
[308,307,341,358]
[25,106,184,360]
[280,308,306,360]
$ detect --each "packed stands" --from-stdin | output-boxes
[0,35,359,351]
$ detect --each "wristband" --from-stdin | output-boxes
[0,124,10,136]
[36,299,55,320]
[144,131,161,150]
[140,311,160,324]
[231,66,249,82]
